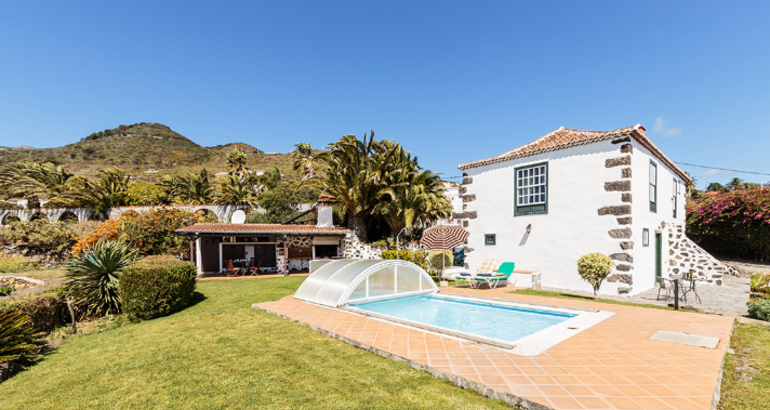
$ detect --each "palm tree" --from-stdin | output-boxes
[291,143,324,181]
[375,150,451,236]
[727,177,745,191]
[304,132,399,241]
[176,169,214,204]
[0,162,73,204]
[226,149,248,180]
[56,168,130,217]
[215,175,257,206]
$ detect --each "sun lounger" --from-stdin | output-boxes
[454,259,499,288]
[473,262,515,289]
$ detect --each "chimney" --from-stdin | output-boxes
[316,195,334,228]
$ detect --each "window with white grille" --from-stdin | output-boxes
[515,163,548,215]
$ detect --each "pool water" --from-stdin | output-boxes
[349,295,576,343]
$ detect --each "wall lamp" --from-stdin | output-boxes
[526,224,532,234]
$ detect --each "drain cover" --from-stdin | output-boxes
[650,330,720,349]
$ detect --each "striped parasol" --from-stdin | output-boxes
[420,223,469,251]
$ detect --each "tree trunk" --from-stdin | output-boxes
[348,213,368,243]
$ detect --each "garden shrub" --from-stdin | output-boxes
[750,272,770,299]
[119,255,197,321]
[687,188,770,261]
[0,290,68,332]
[577,253,614,299]
[381,250,429,270]
[0,220,77,259]
[0,255,39,274]
[427,250,453,275]
[748,300,770,321]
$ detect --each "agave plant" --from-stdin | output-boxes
[65,240,138,317]
[0,311,44,362]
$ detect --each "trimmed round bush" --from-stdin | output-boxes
[119,256,197,321]
[748,300,770,321]
[577,253,615,299]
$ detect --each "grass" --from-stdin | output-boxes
[0,277,511,410]
[720,322,770,410]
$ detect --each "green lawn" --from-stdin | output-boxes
[720,323,770,410]
[0,277,510,410]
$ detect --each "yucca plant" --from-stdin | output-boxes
[0,311,44,362]
[65,240,138,317]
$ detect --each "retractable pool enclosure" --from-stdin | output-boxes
[294,259,438,307]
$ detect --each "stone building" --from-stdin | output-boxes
[456,124,731,296]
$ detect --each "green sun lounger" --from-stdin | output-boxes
[473,262,515,289]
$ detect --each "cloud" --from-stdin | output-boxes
[702,168,730,177]
[652,117,682,137]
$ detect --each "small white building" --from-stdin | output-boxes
[456,124,731,296]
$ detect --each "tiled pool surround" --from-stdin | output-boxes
[254,287,734,410]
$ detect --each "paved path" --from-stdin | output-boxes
[543,275,751,318]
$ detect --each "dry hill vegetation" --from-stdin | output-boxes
[0,123,296,181]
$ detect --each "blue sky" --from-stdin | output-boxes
[1,1,768,187]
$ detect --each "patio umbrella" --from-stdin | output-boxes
[420,223,470,274]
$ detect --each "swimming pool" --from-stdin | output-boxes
[346,293,614,354]
[350,294,574,342]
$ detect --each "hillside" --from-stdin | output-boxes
[0,123,296,181]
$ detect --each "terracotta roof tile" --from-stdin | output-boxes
[458,124,691,182]
[176,223,351,235]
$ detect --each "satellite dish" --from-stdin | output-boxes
[231,210,246,224]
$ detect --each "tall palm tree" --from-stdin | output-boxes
[291,143,324,181]
[226,149,248,180]
[215,175,257,206]
[375,149,451,236]
[304,132,399,241]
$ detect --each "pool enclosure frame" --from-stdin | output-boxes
[294,259,438,308]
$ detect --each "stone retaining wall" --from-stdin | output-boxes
[665,224,738,284]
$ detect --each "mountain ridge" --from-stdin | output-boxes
[0,122,294,181]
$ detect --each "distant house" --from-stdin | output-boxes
[456,125,731,296]
[177,196,350,275]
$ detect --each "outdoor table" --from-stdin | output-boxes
[670,275,703,304]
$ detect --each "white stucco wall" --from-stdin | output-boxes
[631,144,687,290]
[463,140,630,295]
[442,186,464,222]
[462,136,689,296]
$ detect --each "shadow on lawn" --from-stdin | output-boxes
[187,291,207,308]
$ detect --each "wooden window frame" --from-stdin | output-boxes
[514,162,548,216]
[649,161,657,213]
[484,234,496,246]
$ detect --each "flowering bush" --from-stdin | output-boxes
[72,219,121,255]
[119,208,201,256]
[687,188,770,261]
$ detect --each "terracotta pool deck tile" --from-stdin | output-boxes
[547,396,586,410]
[254,286,733,410]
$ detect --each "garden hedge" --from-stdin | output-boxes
[119,256,197,321]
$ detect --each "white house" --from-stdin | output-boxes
[456,124,732,296]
